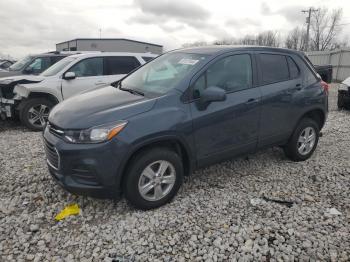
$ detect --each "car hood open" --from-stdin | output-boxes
[49,85,157,129]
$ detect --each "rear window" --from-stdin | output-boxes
[105,56,141,75]
[260,54,289,85]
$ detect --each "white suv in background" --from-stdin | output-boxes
[4,52,157,130]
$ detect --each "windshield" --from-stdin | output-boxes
[9,56,33,71]
[120,52,210,96]
[41,57,76,77]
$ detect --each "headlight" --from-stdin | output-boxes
[64,121,128,144]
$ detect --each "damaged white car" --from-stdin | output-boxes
[0,52,156,130]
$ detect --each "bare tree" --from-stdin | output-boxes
[310,8,343,51]
[213,31,281,47]
[182,41,208,48]
[285,27,306,50]
[255,31,280,47]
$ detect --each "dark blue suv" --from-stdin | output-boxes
[44,46,328,210]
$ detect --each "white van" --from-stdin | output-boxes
[0,52,157,130]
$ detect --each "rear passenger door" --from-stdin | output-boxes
[257,53,302,147]
[104,56,141,82]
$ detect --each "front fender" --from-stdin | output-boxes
[14,84,62,102]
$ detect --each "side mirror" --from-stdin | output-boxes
[199,86,226,105]
[63,72,76,80]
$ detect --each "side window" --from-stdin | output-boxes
[26,57,51,74]
[287,56,300,79]
[260,54,289,85]
[69,57,103,77]
[142,56,154,62]
[105,56,141,75]
[193,54,252,97]
[51,56,65,65]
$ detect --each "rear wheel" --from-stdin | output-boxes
[123,148,183,210]
[284,118,320,162]
[19,98,54,131]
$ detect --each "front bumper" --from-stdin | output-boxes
[43,125,129,199]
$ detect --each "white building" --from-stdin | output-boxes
[56,38,163,54]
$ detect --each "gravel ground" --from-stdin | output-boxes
[0,85,349,261]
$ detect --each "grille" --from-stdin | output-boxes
[44,139,60,170]
[48,122,65,138]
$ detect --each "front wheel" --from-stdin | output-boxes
[284,118,320,162]
[123,148,184,210]
[19,98,54,131]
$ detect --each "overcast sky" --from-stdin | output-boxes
[0,0,349,58]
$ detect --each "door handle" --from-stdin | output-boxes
[245,98,259,105]
[295,83,302,91]
[95,82,107,85]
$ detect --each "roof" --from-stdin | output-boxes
[68,52,159,59]
[177,45,303,56]
[56,38,163,47]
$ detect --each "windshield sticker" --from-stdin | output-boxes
[178,58,199,65]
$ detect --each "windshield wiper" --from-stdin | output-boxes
[118,82,144,96]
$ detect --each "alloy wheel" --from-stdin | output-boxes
[28,104,50,128]
[297,127,316,155]
[138,160,176,201]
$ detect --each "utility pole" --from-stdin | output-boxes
[302,7,319,51]
[99,28,102,39]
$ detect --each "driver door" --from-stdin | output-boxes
[189,53,262,166]
[61,57,109,99]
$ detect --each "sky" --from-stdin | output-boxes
[0,0,349,59]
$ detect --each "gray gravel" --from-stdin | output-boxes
[1,85,349,261]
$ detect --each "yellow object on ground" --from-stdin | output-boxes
[55,203,81,221]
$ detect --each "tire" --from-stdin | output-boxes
[19,98,54,131]
[284,118,320,162]
[123,147,184,210]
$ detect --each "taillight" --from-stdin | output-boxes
[321,81,329,94]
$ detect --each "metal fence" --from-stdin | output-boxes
[306,49,350,82]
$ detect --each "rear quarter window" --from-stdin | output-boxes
[287,56,300,79]
[295,56,319,86]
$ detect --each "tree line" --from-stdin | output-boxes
[183,8,347,51]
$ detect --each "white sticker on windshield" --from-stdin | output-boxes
[178,58,199,65]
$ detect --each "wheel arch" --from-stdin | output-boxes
[17,92,59,111]
[117,136,194,191]
[27,92,60,105]
[298,108,326,130]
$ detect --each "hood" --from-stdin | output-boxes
[0,70,23,78]
[49,86,157,129]
[0,75,45,99]
[0,75,44,85]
